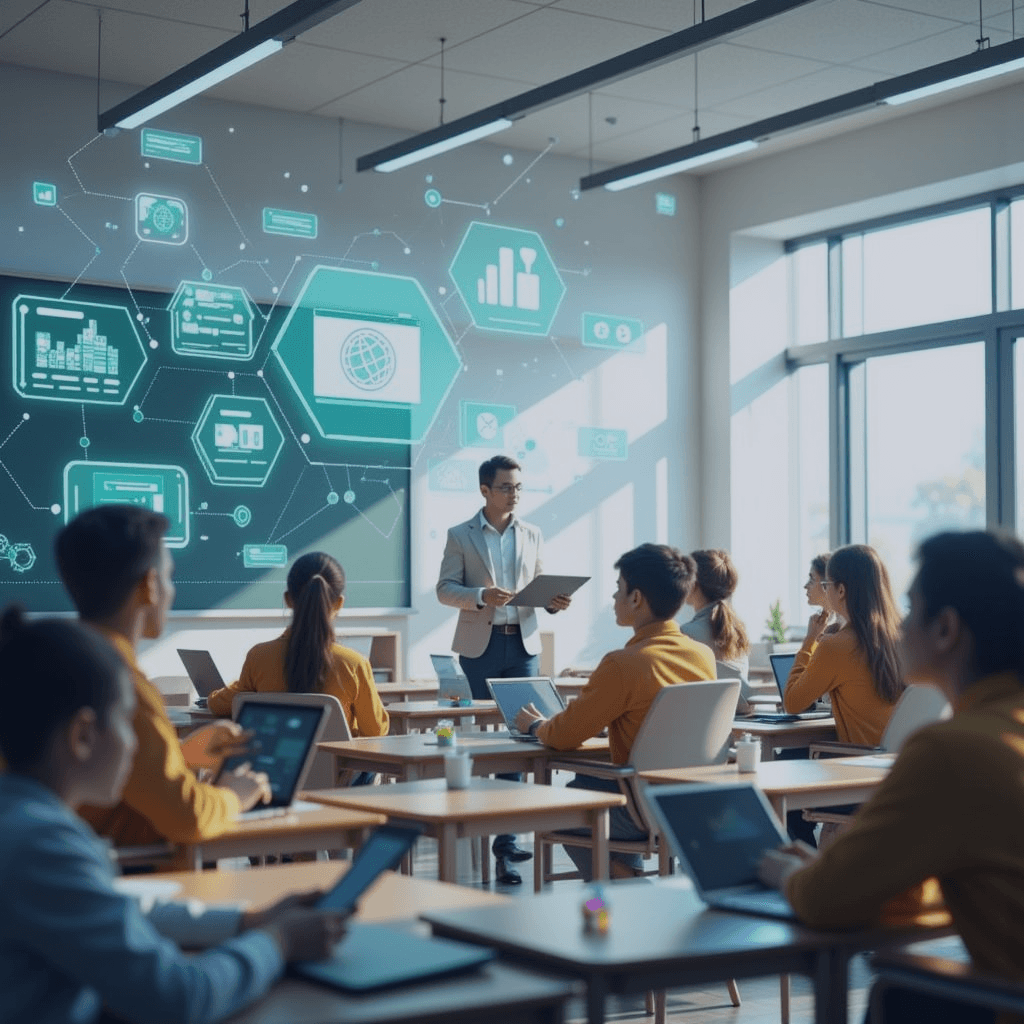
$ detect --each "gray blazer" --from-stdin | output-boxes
[436,513,544,658]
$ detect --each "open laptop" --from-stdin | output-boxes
[487,677,565,742]
[642,781,797,920]
[338,634,374,660]
[296,823,494,991]
[430,653,474,704]
[215,701,328,820]
[743,653,831,723]
[176,649,227,704]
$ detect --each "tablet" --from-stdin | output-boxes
[507,574,590,608]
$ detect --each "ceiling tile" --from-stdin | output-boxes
[549,0,747,33]
[851,21,1013,75]
[711,63,879,120]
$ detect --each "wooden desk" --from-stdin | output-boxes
[732,717,837,760]
[164,863,574,1024]
[179,805,387,871]
[374,681,440,704]
[321,733,610,784]
[385,700,504,736]
[640,756,890,818]
[306,778,625,887]
[423,875,950,1024]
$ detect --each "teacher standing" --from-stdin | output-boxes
[436,454,570,883]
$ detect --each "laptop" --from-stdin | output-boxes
[744,653,831,723]
[487,677,565,742]
[176,649,227,703]
[215,700,328,820]
[295,822,495,992]
[430,653,474,705]
[642,781,797,920]
[338,634,375,660]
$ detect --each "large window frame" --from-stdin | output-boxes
[785,190,1024,549]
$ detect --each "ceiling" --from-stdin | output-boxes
[3,0,1024,169]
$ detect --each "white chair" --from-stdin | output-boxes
[538,678,743,1023]
[231,691,353,791]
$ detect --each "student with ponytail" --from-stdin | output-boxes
[760,531,1024,1023]
[208,552,389,745]
[680,549,753,711]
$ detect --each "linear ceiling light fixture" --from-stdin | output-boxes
[357,0,820,173]
[583,35,1024,192]
[97,0,364,134]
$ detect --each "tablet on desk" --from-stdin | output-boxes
[507,574,590,608]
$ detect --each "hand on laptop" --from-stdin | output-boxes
[180,721,254,770]
[242,888,328,929]
[514,701,546,734]
[757,841,817,890]
[546,592,572,612]
[220,763,273,811]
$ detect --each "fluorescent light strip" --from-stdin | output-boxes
[603,140,758,191]
[884,54,1024,107]
[373,119,514,172]
[115,39,283,129]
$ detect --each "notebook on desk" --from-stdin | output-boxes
[642,781,797,920]
[215,701,327,820]
[487,677,565,742]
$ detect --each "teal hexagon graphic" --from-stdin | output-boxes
[12,293,148,406]
[270,265,461,444]
[449,222,565,336]
[192,394,284,487]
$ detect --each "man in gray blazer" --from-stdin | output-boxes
[436,454,570,883]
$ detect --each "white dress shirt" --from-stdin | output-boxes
[477,510,520,626]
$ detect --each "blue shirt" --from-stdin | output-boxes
[0,774,283,1024]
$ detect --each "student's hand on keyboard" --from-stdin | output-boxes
[220,763,273,811]
[242,888,324,930]
[263,906,350,962]
[181,722,254,770]
[514,702,545,735]
[757,842,817,890]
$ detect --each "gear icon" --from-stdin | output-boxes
[9,543,36,573]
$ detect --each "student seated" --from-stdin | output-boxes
[804,551,842,638]
[0,606,345,1024]
[207,552,390,746]
[516,543,716,880]
[56,505,272,849]
[679,548,753,712]
[782,544,905,845]
[759,531,1024,1023]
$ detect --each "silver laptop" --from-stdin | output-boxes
[430,654,474,704]
[338,634,375,660]
[487,677,565,742]
[745,653,830,722]
[642,781,797,919]
[176,649,226,700]
[215,700,328,820]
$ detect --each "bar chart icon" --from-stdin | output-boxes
[451,223,565,336]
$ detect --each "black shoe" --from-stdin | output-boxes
[492,842,532,862]
[494,857,522,885]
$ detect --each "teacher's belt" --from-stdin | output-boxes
[492,624,521,634]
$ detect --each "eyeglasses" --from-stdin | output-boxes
[820,580,830,590]
[492,483,523,495]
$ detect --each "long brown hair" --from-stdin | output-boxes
[691,549,749,661]
[826,544,904,703]
[284,552,345,694]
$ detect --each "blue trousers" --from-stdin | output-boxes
[460,627,538,856]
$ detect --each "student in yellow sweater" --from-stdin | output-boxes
[784,543,905,746]
[207,553,389,775]
[760,530,1024,1023]
[516,543,716,879]
[56,505,273,848]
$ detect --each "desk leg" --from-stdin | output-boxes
[812,947,851,1024]
[586,975,608,1024]
[772,795,787,820]
[591,809,609,881]
[437,827,458,884]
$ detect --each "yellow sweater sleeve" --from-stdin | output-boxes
[127,678,241,842]
[206,652,261,718]
[352,658,390,738]
[537,654,628,753]
[783,636,836,713]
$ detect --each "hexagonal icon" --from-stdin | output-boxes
[12,293,148,406]
[192,394,284,487]
[449,222,565,336]
[270,265,461,445]
[169,281,257,361]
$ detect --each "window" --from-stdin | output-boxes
[792,242,828,345]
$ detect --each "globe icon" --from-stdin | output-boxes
[340,327,397,392]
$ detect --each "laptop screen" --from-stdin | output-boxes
[769,653,796,699]
[488,678,564,730]
[317,824,423,912]
[648,784,787,891]
[217,702,324,808]
[176,649,225,697]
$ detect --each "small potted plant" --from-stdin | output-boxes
[763,600,788,650]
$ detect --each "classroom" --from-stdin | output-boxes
[3,2,1024,1022]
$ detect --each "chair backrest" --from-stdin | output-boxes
[629,678,742,773]
[232,691,352,791]
[881,683,951,753]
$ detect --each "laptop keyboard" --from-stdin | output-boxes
[238,799,322,821]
